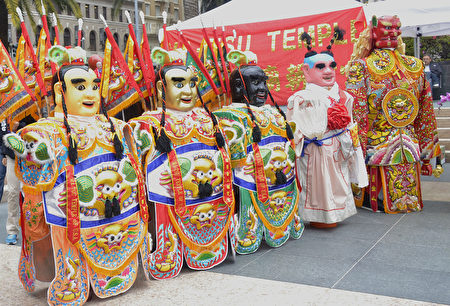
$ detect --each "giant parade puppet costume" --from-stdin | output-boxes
[129,47,235,279]
[213,50,304,254]
[286,29,368,228]
[345,16,441,213]
[4,46,150,305]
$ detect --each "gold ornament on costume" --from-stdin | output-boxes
[382,88,419,128]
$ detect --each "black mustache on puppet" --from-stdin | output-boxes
[198,182,213,198]
[275,169,287,185]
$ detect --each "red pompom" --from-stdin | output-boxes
[327,103,350,130]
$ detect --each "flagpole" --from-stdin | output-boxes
[77,18,83,47]
[52,13,60,45]
[134,0,140,43]
[162,11,168,49]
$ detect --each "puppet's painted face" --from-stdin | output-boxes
[162,67,198,112]
[371,16,402,49]
[231,65,268,107]
[55,67,101,116]
[244,66,268,107]
[303,59,336,88]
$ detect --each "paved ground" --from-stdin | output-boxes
[0,164,449,305]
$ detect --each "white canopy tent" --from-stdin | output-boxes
[363,0,450,37]
[363,0,450,57]
[167,0,363,31]
[167,0,450,57]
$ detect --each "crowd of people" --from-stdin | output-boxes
[0,13,443,305]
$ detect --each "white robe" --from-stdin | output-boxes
[287,83,368,223]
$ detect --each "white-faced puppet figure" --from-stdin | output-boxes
[287,28,368,228]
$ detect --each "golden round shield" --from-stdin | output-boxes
[382,88,418,128]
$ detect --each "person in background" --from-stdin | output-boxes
[423,54,442,100]
[2,119,24,245]
[0,121,6,217]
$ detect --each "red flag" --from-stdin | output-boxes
[52,13,60,45]
[36,26,55,113]
[101,23,144,116]
[127,22,153,99]
[77,19,83,47]
[201,27,225,96]
[0,40,37,122]
[178,30,220,96]
[213,27,231,97]
[19,21,47,97]
[124,34,149,99]
[140,16,156,91]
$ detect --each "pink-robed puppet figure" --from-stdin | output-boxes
[287,29,368,228]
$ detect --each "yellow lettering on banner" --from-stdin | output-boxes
[317,23,332,47]
[297,26,316,49]
[332,22,348,45]
[283,28,296,50]
[285,63,305,91]
[264,65,281,92]
[267,30,281,52]
[237,35,252,51]
[350,20,359,44]
[225,35,236,51]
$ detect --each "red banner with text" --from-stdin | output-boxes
[166,7,366,105]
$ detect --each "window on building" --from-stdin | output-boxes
[111,8,114,21]
[74,25,79,45]
[103,7,107,20]
[35,26,42,46]
[50,27,56,44]
[113,33,119,47]
[145,4,150,15]
[89,31,96,51]
[124,34,129,48]
[155,5,161,16]
[85,4,90,18]
[7,24,11,44]
[67,6,72,16]
[99,28,106,48]
[94,6,99,19]
[16,28,22,44]
[64,28,71,46]
[119,10,123,22]
[174,9,179,21]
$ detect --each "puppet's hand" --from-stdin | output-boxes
[421,160,433,176]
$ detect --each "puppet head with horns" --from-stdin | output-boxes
[48,45,123,165]
[301,27,345,88]
[227,50,268,107]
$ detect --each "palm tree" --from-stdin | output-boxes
[1,0,81,50]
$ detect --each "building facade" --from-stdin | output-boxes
[8,0,185,57]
